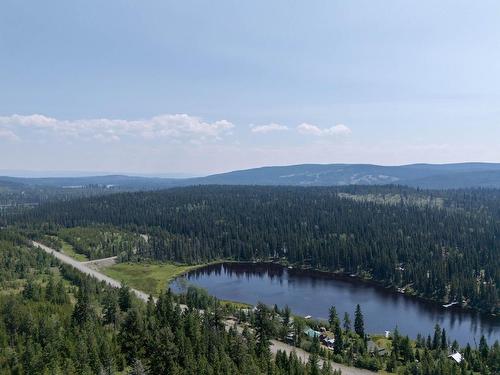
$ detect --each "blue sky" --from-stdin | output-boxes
[1,1,499,175]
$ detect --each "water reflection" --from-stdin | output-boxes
[171,263,500,346]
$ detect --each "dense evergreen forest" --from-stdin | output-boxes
[1,227,498,374]
[31,225,148,260]
[0,228,339,374]
[11,185,500,314]
[0,183,119,216]
[181,286,500,375]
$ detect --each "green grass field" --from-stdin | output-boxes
[60,241,89,262]
[220,299,252,309]
[101,262,197,296]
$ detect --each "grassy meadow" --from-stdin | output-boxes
[101,262,198,296]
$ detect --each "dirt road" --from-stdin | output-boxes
[32,241,151,302]
[83,255,118,271]
[270,340,375,374]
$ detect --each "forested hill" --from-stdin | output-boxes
[190,162,500,188]
[15,185,500,314]
[0,229,330,374]
[5,162,500,191]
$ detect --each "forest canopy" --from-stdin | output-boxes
[12,185,500,314]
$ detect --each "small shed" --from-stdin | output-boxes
[448,352,463,364]
[285,333,295,344]
[324,338,335,348]
[367,340,389,356]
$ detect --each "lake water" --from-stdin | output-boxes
[170,262,500,346]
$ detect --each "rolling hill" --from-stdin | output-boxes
[3,162,500,190]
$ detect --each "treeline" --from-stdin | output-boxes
[14,185,500,313]
[57,226,147,260]
[18,224,148,260]
[183,287,500,374]
[0,231,125,373]
[0,182,121,215]
[319,304,499,374]
[0,229,337,374]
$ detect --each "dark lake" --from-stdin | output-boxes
[170,262,500,346]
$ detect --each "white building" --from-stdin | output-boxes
[448,352,463,364]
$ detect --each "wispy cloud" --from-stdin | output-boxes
[0,114,235,143]
[297,123,351,136]
[0,129,20,141]
[250,123,289,134]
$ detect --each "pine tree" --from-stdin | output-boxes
[333,322,343,355]
[254,302,273,358]
[119,308,144,364]
[479,335,489,360]
[433,324,441,350]
[354,304,365,338]
[441,328,447,350]
[343,312,351,332]
[308,352,320,375]
[72,287,92,326]
[118,284,132,312]
[103,292,119,326]
[149,326,179,375]
[54,279,69,304]
[328,306,339,330]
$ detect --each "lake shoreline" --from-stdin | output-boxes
[177,259,497,319]
[171,260,499,346]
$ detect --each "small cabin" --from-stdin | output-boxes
[304,328,321,338]
[285,333,295,344]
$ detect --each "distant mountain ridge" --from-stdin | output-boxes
[194,163,500,188]
[3,162,500,190]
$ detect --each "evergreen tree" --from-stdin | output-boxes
[343,312,351,332]
[72,287,92,326]
[119,308,144,364]
[103,292,119,326]
[433,324,442,350]
[333,322,344,355]
[283,305,291,327]
[254,302,274,358]
[479,335,489,360]
[149,326,179,374]
[328,306,339,330]
[118,284,132,312]
[441,328,448,350]
[354,304,365,338]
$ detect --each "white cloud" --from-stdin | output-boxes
[297,123,323,136]
[0,129,20,141]
[251,123,289,134]
[297,123,351,136]
[326,123,351,136]
[0,114,235,143]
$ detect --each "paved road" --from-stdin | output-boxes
[33,241,375,375]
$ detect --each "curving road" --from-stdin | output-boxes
[32,241,152,302]
[32,240,375,375]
